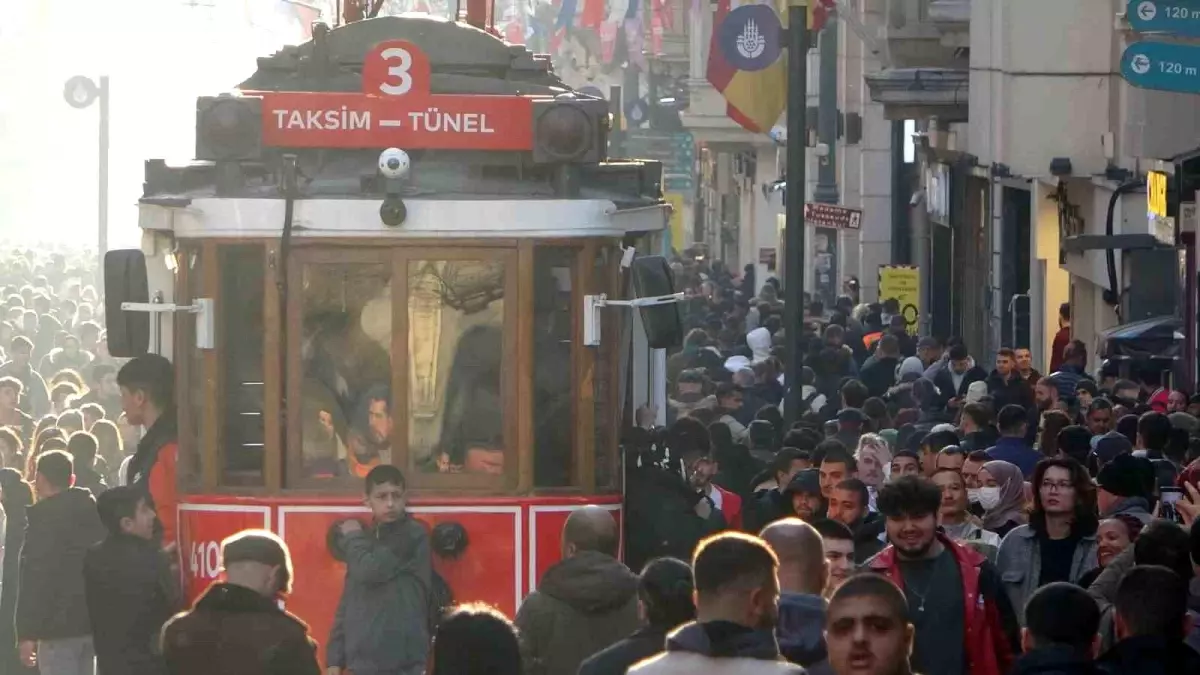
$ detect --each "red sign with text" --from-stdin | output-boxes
[178,506,270,602]
[258,40,535,150]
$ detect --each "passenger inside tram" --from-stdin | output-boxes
[297,259,508,479]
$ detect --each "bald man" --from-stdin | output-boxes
[761,519,834,674]
[515,506,639,675]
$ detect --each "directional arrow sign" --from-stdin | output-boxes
[1128,0,1200,37]
[1121,40,1200,93]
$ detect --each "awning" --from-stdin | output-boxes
[1098,315,1184,361]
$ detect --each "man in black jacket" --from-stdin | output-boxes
[17,450,106,674]
[84,486,177,675]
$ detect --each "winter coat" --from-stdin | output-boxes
[16,487,105,641]
[515,551,640,675]
[986,371,1034,412]
[327,516,432,675]
[74,466,109,498]
[577,625,670,675]
[776,593,832,674]
[1049,364,1093,402]
[851,513,886,564]
[714,485,744,531]
[628,621,804,675]
[0,471,32,675]
[866,533,1020,675]
[745,488,790,534]
[1011,646,1102,675]
[995,524,1098,626]
[859,355,900,398]
[1100,497,1153,525]
[125,411,179,547]
[1096,634,1200,675]
[161,583,320,675]
[84,533,178,675]
[624,465,726,574]
[933,364,989,405]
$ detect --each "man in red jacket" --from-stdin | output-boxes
[118,354,178,551]
[683,437,742,530]
[865,476,1019,675]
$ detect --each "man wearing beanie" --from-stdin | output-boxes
[783,469,826,523]
[161,530,320,675]
[1096,454,1154,524]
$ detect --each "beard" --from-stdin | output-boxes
[894,534,935,559]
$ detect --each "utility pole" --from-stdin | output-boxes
[783,1,810,426]
[814,19,838,204]
[64,75,110,276]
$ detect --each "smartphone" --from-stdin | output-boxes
[1160,487,1184,523]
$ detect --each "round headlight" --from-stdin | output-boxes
[200,99,258,158]
[537,104,592,160]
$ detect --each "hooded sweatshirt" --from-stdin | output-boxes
[776,593,833,674]
[629,620,804,675]
[515,551,640,675]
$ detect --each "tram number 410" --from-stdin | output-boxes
[189,541,222,580]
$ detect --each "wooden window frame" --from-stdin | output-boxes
[282,245,519,494]
[180,238,625,497]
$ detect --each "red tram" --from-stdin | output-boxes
[102,9,674,664]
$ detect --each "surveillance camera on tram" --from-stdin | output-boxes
[378,147,410,179]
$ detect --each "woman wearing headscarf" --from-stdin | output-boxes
[977,460,1027,539]
[854,433,891,511]
[0,468,34,674]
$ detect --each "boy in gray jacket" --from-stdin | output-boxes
[328,465,432,675]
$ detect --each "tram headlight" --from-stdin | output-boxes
[196,95,262,161]
[531,95,609,164]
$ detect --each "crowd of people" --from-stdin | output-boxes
[610,259,1200,675]
[5,242,1200,675]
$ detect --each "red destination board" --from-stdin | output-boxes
[257,40,535,150]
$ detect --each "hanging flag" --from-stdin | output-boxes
[555,0,579,30]
[650,9,664,55]
[652,0,673,30]
[580,0,605,29]
[626,15,647,69]
[812,0,836,31]
[706,0,791,133]
[600,21,619,62]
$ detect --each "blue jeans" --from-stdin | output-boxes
[37,636,95,675]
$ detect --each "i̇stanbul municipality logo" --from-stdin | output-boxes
[719,4,783,72]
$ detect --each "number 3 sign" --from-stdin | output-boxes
[362,40,433,98]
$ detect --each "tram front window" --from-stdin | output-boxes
[298,262,393,479]
[408,259,506,476]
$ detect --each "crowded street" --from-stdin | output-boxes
[4,0,1200,675]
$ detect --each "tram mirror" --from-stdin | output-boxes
[104,249,150,358]
[631,255,683,349]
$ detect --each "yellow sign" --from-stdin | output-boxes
[1148,171,1168,219]
[665,193,686,251]
[878,265,920,336]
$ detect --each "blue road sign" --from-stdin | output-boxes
[1129,1,1200,37]
[1121,40,1200,93]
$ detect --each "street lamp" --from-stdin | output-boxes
[63,75,110,271]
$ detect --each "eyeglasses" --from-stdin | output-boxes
[1040,480,1074,492]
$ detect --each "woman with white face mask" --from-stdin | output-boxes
[977,460,1028,539]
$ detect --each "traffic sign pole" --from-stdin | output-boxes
[784,1,810,428]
